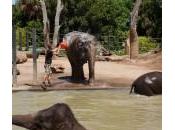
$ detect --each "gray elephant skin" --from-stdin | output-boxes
[65,32,97,84]
[130,71,162,96]
[12,103,87,130]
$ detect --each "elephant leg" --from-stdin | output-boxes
[88,47,96,84]
[67,50,86,81]
[71,64,85,81]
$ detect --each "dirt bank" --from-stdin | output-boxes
[13,52,161,91]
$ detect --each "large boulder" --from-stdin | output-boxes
[16,52,27,64]
[51,64,65,73]
[26,51,39,58]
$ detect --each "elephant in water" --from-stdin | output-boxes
[12,103,87,130]
[130,71,162,96]
[59,31,97,84]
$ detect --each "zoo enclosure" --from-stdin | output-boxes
[12,28,162,86]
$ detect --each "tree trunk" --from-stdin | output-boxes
[52,0,64,47]
[130,27,139,59]
[40,0,50,48]
[129,0,142,59]
[124,36,130,55]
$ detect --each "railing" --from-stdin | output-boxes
[15,29,162,52]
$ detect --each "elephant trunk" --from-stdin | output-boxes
[12,114,35,129]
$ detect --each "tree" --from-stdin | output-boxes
[129,0,142,59]
[137,0,162,38]
[40,0,64,48]
[52,0,64,46]
[40,0,50,48]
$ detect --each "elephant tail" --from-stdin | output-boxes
[130,84,135,94]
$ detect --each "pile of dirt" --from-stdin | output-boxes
[96,51,162,70]
[135,51,162,69]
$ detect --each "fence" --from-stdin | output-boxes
[12,27,38,87]
[15,28,162,52]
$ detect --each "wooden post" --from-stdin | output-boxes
[32,28,37,82]
[19,31,22,51]
[25,31,29,51]
[12,27,17,87]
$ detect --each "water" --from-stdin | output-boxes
[13,88,162,130]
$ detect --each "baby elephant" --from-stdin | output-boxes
[130,71,162,96]
[12,103,87,130]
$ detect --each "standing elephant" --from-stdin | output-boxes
[58,31,97,84]
[130,71,162,96]
[12,103,87,130]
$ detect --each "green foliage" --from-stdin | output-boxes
[138,36,158,53]
[60,0,131,39]
[25,21,43,47]
[138,0,162,38]
[113,49,125,56]
[16,27,26,47]
[13,0,162,53]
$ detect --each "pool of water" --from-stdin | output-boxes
[13,88,162,130]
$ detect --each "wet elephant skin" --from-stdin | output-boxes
[12,103,87,130]
[66,32,97,84]
[130,71,162,96]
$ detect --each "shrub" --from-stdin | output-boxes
[139,36,158,53]
[16,27,26,48]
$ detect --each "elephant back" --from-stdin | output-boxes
[131,71,162,96]
[64,31,97,46]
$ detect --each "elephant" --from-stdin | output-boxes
[130,71,162,96]
[12,103,87,130]
[62,31,97,84]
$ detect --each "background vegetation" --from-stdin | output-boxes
[12,0,162,54]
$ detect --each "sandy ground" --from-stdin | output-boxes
[13,52,161,91]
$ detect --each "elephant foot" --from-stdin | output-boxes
[88,79,94,86]
[71,76,86,83]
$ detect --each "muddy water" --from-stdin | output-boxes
[13,88,161,130]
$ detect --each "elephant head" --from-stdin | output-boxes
[65,32,97,84]
[130,71,162,96]
[13,103,87,130]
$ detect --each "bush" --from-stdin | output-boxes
[139,36,158,53]
[16,27,26,48]
[113,49,125,56]
[25,21,43,47]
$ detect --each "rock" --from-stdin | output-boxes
[51,64,65,73]
[16,69,20,75]
[96,44,112,56]
[39,47,46,55]
[26,51,39,58]
[16,52,27,64]
[12,68,20,75]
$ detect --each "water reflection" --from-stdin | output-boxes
[13,88,161,130]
